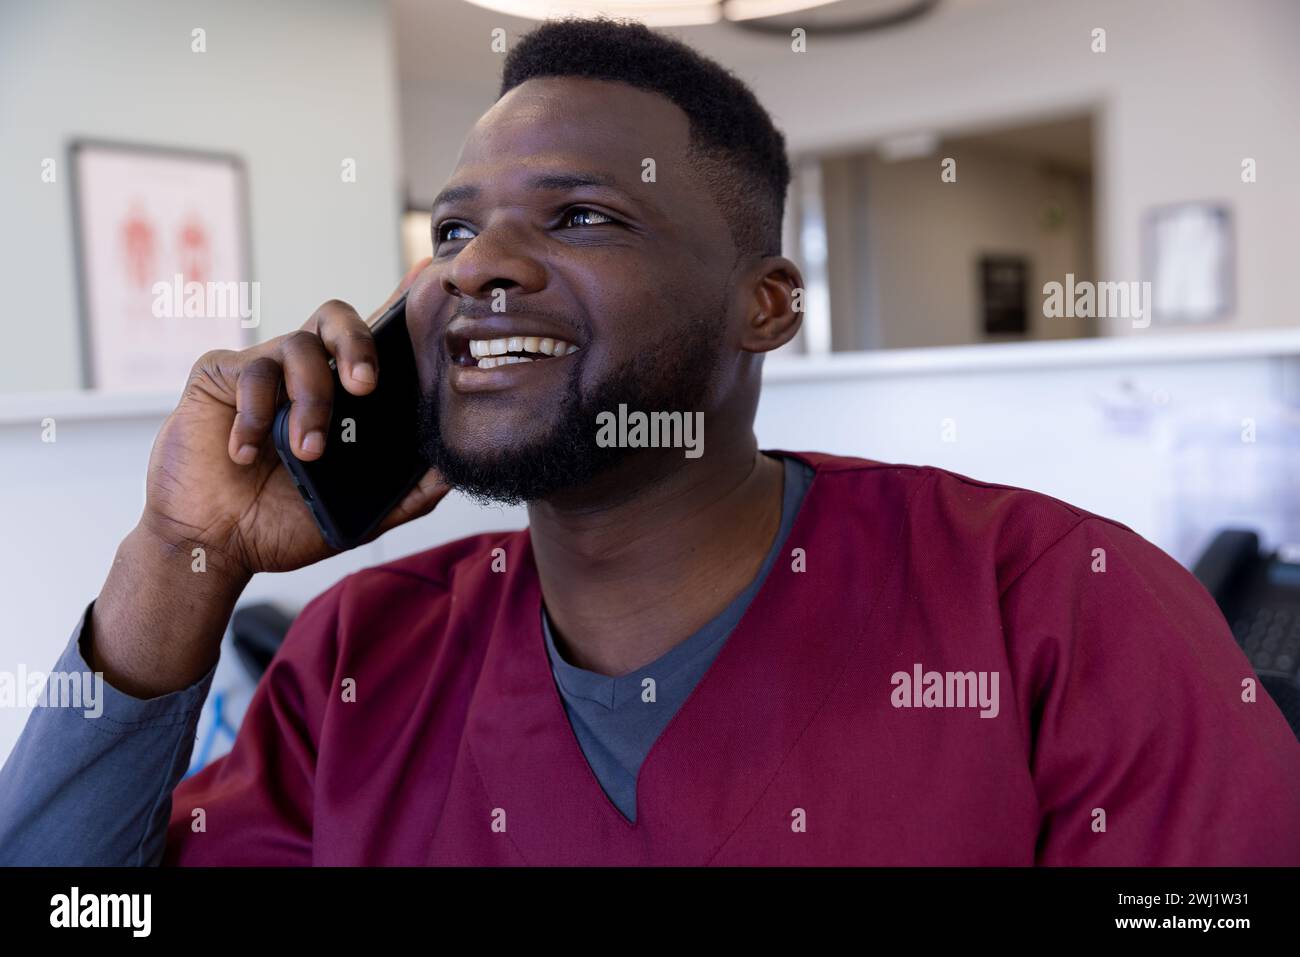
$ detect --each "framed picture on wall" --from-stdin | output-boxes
[978,254,1030,337]
[1142,202,1234,324]
[69,140,254,391]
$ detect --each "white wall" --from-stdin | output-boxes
[0,0,405,393]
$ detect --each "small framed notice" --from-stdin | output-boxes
[70,140,255,391]
[1142,202,1234,325]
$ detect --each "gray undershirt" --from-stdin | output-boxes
[541,453,815,823]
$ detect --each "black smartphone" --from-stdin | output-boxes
[272,291,427,551]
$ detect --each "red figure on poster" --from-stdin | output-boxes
[120,203,156,290]
[177,213,211,285]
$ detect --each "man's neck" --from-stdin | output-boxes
[527,436,786,677]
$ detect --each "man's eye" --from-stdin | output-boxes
[437,222,473,243]
[436,209,614,245]
[563,207,614,228]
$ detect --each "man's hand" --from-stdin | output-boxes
[88,260,449,697]
[142,259,446,576]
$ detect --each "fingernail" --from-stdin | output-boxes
[235,444,257,464]
[302,431,325,455]
[351,362,375,384]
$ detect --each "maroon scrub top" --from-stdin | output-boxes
[164,452,1300,865]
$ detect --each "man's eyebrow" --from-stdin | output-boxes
[431,171,624,212]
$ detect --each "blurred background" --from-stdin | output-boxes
[3,0,1300,761]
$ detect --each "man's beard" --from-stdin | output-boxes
[416,314,723,505]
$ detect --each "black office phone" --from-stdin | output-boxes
[1193,528,1300,737]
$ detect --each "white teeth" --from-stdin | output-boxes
[476,355,537,369]
[466,335,580,363]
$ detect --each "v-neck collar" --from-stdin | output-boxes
[542,606,733,709]
[540,453,811,710]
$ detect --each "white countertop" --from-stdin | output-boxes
[3,326,1299,425]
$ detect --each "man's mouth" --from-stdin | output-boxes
[444,323,583,393]
[466,336,579,369]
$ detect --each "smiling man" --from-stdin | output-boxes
[2,17,1298,867]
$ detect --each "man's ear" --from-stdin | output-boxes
[738,257,805,354]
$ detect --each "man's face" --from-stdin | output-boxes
[405,76,742,504]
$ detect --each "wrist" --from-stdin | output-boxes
[126,520,253,599]
[89,525,250,698]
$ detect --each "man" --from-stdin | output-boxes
[2,18,1298,867]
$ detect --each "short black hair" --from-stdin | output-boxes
[499,16,790,260]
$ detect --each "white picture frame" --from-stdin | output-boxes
[1143,202,1235,325]
[70,140,254,391]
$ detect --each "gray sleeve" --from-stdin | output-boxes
[0,601,217,866]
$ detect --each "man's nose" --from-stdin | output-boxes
[439,221,546,301]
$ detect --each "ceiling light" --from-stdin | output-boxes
[460,0,940,33]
